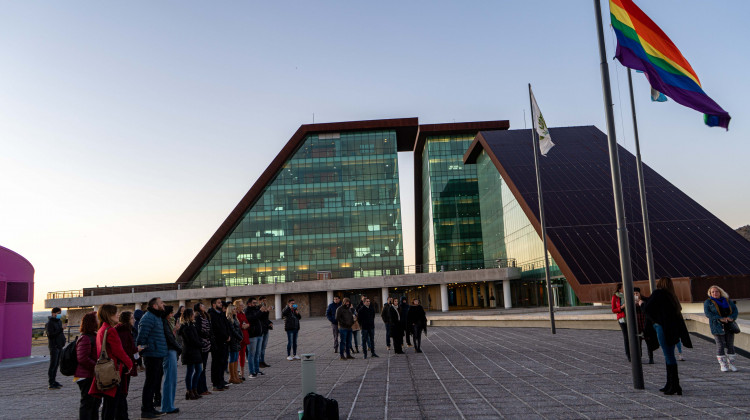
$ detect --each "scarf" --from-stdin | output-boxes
[711,296,730,309]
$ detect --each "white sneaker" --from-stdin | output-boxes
[287,356,293,361]
[293,355,301,360]
[677,354,685,361]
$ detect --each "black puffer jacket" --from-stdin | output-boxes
[245,306,263,338]
[228,318,243,353]
[178,322,202,365]
[281,306,301,331]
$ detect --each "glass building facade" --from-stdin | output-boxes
[421,134,484,271]
[476,151,578,307]
[186,130,404,288]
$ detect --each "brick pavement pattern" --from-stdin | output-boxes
[2,316,750,419]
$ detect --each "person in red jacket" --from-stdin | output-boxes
[76,312,101,420]
[611,283,630,361]
[89,304,134,420]
[234,299,250,380]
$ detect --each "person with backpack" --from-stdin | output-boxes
[88,304,134,420]
[46,307,66,389]
[136,297,168,419]
[75,312,101,420]
[115,311,140,419]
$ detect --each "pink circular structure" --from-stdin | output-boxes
[0,245,34,361]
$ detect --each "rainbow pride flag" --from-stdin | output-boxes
[610,0,731,129]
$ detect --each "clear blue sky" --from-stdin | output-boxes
[1,1,747,310]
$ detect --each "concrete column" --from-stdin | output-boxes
[503,279,512,309]
[326,290,334,304]
[472,286,479,308]
[483,283,489,307]
[134,303,141,312]
[275,294,282,320]
[178,300,185,309]
[225,296,232,304]
[440,284,449,312]
[381,287,389,308]
[92,306,98,313]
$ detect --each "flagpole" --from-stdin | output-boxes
[528,83,556,335]
[593,0,644,389]
[626,69,657,294]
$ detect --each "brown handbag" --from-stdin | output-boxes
[95,328,121,391]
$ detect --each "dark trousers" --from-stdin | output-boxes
[211,344,228,388]
[77,377,101,420]
[361,328,375,355]
[412,325,424,351]
[392,330,404,353]
[197,351,209,393]
[618,321,630,359]
[404,323,412,346]
[141,356,163,413]
[384,323,392,347]
[48,346,61,386]
[102,382,127,420]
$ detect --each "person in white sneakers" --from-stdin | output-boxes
[704,285,739,372]
[282,299,301,361]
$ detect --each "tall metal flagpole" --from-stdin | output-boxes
[528,83,556,334]
[593,0,644,389]
[626,69,657,294]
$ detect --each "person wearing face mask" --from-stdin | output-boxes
[282,299,302,360]
[335,298,356,360]
[45,307,66,390]
[136,297,168,419]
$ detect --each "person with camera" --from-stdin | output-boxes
[282,298,302,360]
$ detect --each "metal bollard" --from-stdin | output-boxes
[301,353,316,397]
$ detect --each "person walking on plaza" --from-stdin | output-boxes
[387,300,405,354]
[407,298,427,353]
[75,312,101,420]
[336,298,356,360]
[611,283,630,361]
[258,296,273,368]
[282,298,302,360]
[704,285,740,372]
[245,297,265,376]
[115,311,140,419]
[381,297,393,350]
[193,302,212,395]
[137,297,168,419]
[208,298,230,391]
[634,288,656,364]
[358,297,378,359]
[226,304,244,384]
[178,308,203,400]
[46,307,66,389]
[644,277,692,396]
[326,296,342,354]
[234,299,250,380]
[89,304,134,420]
[399,297,412,347]
[160,305,181,414]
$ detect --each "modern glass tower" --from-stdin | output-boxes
[186,129,404,287]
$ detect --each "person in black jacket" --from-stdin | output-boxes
[193,302,212,396]
[208,298,230,391]
[381,297,393,350]
[399,297,412,347]
[644,277,693,396]
[160,305,182,414]
[358,297,378,359]
[244,297,265,377]
[258,296,273,368]
[407,298,427,353]
[45,307,66,389]
[387,302,404,354]
[178,308,203,400]
[282,299,302,360]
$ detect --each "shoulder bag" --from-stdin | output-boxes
[95,328,121,390]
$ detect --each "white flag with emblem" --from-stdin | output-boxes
[530,88,555,156]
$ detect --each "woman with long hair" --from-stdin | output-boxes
[178,308,204,399]
[234,299,250,380]
[76,312,101,420]
[160,305,181,414]
[114,311,139,419]
[88,304,134,420]
[193,302,212,395]
[704,285,740,372]
[610,283,630,361]
[644,277,692,395]
[225,304,244,384]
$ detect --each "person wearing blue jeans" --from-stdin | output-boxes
[335,297,355,360]
[644,277,692,396]
[244,297,266,377]
[160,305,180,414]
[248,336,262,375]
[281,299,302,360]
[258,296,273,368]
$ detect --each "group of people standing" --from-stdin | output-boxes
[611,277,741,396]
[48,294,290,420]
[325,295,427,359]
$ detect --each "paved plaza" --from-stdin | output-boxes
[2,316,750,419]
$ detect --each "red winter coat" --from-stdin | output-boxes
[611,294,625,321]
[75,334,97,378]
[88,322,134,398]
[236,311,250,347]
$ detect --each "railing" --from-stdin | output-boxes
[46,258,518,298]
[46,290,84,300]
[32,325,80,344]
